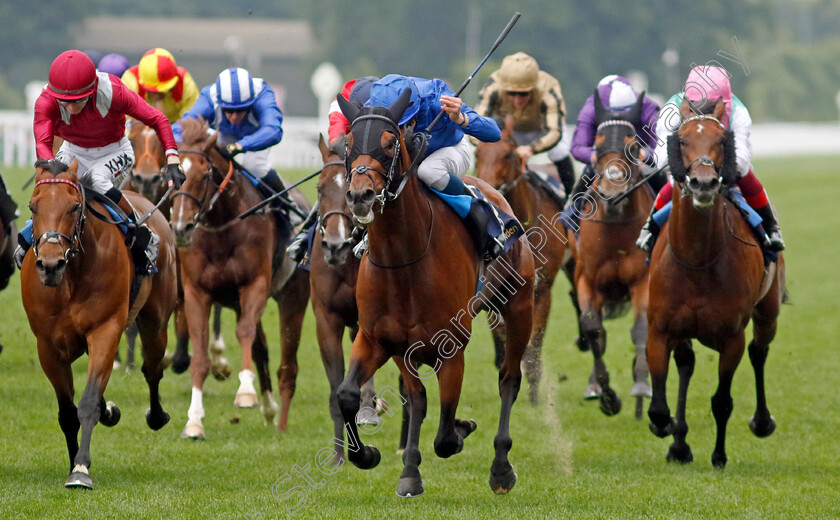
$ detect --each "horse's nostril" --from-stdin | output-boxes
[710,177,720,189]
[35,259,43,270]
[56,259,66,270]
[345,191,354,205]
[689,178,700,190]
[361,189,375,204]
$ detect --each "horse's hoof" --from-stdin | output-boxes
[666,442,693,464]
[356,407,380,426]
[489,466,518,494]
[99,401,121,427]
[171,353,191,374]
[599,389,622,416]
[455,418,477,439]
[396,448,405,456]
[160,350,173,369]
[374,397,388,415]
[65,466,93,489]
[146,409,170,431]
[180,422,205,440]
[125,362,136,373]
[575,336,589,352]
[749,415,776,438]
[584,382,602,400]
[234,392,259,408]
[211,360,231,381]
[112,359,122,370]
[630,381,652,397]
[351,446,381,470]
[648,415,676,438]
[396,476,424,498]
[711,451,727,469]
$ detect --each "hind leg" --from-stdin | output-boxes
[137,317,170,431]
[667,341,694,464]
[252,320,278,427]
[523,279,553,405]
[433,353,476,460]
[170,302,192,375]
[275,268,309,431]
[748,274,781,438]
[314,306,349,461]
[578,278,620,415]
[392,359,428,498]
[711,332,746,469]
[629,281,651,419]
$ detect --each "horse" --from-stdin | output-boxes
[569,92,653,418]
[646,98,785,468]
[474,115,579,405]
[0,213,16,354]
[310,134,382,462]
[124,121,226,375]
[334,89,535,497]
[20,159,177,488]
[170,118,310,438]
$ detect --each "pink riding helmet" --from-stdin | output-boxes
[683,66,733,128]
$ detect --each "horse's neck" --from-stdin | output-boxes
[206,173,255,226]
[367,176,433,265]
[509,174,538,223]
[669,187,727,263]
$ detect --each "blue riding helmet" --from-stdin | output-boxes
[215,67,258,110]
[367,74,419,125]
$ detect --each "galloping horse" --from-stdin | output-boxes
[21,159,177,488]
[170,118,310,438]
[474,115,578,404]
[647,98,785,468]
[335,90,535,496]
[571,92,653,418]
[310,134,380,462]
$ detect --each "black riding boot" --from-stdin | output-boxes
[441,174,504,259]
[636,204,661,252]
[286,201,319,262]
[754,203,785,251]
[260,170,306,226]
[106,188,159,276]
[553,156,576,197]
[563,164,596,228]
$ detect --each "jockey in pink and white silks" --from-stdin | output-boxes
[636,65,785,252]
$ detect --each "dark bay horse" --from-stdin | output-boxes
[335,90,535,497]
[125,122,226,376]
[20,159,177,488]
[571,93,653,418]
[170,118,310,438]
[647,98,785,468]
[474,115,578,405]
[310,134,381,462]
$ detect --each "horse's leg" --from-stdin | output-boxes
[233,279,270,409]
[579,277,621,414]
[314,304,349,462]
[564,259,588,351]
[711,332,746,469]
[397,373,409,454]
[170,300,192,375]
[125,322,137,371]
[629,281,652,420]
[647,328,676,438]
[136,315,170,431]
[251,320,278,427]
[274,268,309,431]
[433,354,476,459]
[491,319,506,369]
[490,293,531,495]
[37,344,79,472]
[335,333,390,471]
[211,302,225,350]
[667,340,695,464]
[393,360,428,498]
[523,278,553,404]
[748,277,781,438]
[68,324,121,488]
[182,286,213,439]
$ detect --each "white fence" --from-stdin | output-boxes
[2,110,839,170]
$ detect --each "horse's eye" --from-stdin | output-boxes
[28,203,37,215]
[70,203,81,214]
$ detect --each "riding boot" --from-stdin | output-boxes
[261,170,306,227]
[108,188,159,276]
[286,201,319,262]
[563,165,596,229]
[441,174,505,259]
[754,202,785,251]
[636,205,661,252]
[552,156,576,197]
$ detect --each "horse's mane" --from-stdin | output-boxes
[179,118,210,146]
[34,159,69,177]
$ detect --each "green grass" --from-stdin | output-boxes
[0,157,838,519]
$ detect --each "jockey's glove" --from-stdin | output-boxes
[226,142,244,157]
[167,163,186,189]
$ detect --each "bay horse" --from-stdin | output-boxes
[474,115,579,405]
[170,118,310,439]
[571,92,653,418]
[310,134,381,462]
[335,90,535,496]
[647,98,785,468]
[20,159,177,488]
[125,121,226,376]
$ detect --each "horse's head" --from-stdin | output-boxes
[127,122,167,201]
[338,87,414,225]
[591,89,646,211]
[668,98,737,210]
[474,115,521,193]
[170,117,233,246]
[316,134,358,265]
[28,159,85,286]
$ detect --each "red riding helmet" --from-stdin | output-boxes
[48,50,97,100]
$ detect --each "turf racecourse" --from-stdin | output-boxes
[0,156,837,520]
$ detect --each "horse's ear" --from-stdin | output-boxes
[318,133,330,162]
[68,159,79,177]
[626,91,645,124]
[593,88,606,124]
[203,132,219,154]
[388,87,413,125]
[336,94,360,124]
[713,98,725,121]
[679,97,695,121]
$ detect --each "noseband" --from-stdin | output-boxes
[318,160,364,247]
[131,126,165,180]
[171,149,234,225]
[32,178,86,261]
[669,114,731,194]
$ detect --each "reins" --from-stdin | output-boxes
[31,178,86,260]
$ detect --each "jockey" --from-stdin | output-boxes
[365,74,507,257]
[475,52,573,200]
[287,76,379,262]
[121,48,200,124]
[636,65,785,252]
[20,50,184,275]
[566,75,662,226]
[173,67,303,225]
[97,53,130,78]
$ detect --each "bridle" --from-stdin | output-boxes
[489,137,527,196]
[673,114,727,193]
[131,124,165,180]
[32,178,86,261]
[318,160,364,247]
[592,119,641,202]
[171,149,236,227]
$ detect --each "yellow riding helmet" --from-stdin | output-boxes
[138,48,179,93]
[498,52,539,92]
